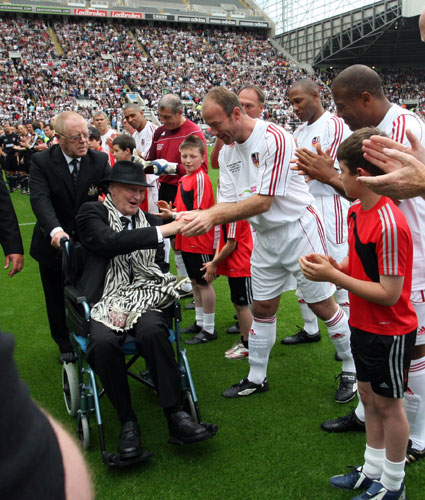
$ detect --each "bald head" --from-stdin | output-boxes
[290,78,319,95]
[54,111,86,136]
[331,65,385,99]
[288,78,323,124]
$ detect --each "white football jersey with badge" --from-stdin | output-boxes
[218,119,314,232]
[378,104,425,292]
[294,111,350,197]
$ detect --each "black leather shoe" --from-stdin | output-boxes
[184,300,195,310]
[167,411,210,444]
[59,352,76,364]
[280,327,321,345]
[185,329,218,345]
[180,322,202,334]
[118,420,142,458]
[321,409,365,433]
[226,322,240,334]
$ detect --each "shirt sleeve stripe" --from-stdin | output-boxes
[328,117,343,159]
[378,203,398,275]
[266,124,287,196]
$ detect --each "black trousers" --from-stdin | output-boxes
[39,263,72,353]
[87,310,181,424]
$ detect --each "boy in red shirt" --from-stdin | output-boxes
[160,135,217,344]
[300,128,417,500]
[202,220,253,359]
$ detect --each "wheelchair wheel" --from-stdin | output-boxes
[77,413,90,450]
[62,362,80,417]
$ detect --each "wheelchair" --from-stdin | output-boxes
[60,239,218,467]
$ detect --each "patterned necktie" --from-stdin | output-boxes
[70,159,79,192]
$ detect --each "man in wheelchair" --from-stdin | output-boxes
[75,160,213,460]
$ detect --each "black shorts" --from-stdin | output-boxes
[350,326,416,398]
[181,251,212,286]
[159,182,178,204]
[228,276,252,306]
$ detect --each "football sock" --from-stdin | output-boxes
[336,286,350,318]
[203,313,215,334]
[380,457,405,492]
[362,444,385,479]
[324,306,355,372]
[195,307,203,328]
[298,299,319,335]
[248,315,276,385]
[241,337,248,349]
[405,355,425,450]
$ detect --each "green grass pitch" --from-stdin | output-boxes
[1,166,423,499]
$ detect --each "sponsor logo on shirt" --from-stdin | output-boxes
[157,144,164,151]
[417,326,425,336]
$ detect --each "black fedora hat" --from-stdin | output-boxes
[103,160,153,187]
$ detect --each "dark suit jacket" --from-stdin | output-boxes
[29,144,110,270]
[0,176,24,256]
[76,201,166,305]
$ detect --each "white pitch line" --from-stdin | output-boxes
[19,222,36,226]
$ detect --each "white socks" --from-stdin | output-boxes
[248,315,276,385]
[380,458,405,492]
[195,307,203,328]
[405,355,425,450]
[298,299,319,335]
[203,312,215,334]
[362,444,385,479]
[362,446,405,492]
[324,307,355,373]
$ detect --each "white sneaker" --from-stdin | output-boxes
[225,341,248,360]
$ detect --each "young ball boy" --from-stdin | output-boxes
[160,135,217,344]
[299,127,417,500]
[202,219,253,359]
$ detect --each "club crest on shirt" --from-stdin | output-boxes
[312,136,320,148]
[251,152,260,168]
[88,185,99,196]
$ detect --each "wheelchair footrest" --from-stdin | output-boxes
[102,449,153,468]
[168,422,218,446]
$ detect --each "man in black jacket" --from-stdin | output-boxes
[29,111,111,363]
[76,161,214,460]
[0,176,24,277]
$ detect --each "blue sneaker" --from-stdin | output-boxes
[330,466,373,490]
[352,480,406,500]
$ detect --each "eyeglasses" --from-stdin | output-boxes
[58,132,89,143]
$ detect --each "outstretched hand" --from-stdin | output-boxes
[359,131,425,199]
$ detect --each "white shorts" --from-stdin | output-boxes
[251,205,336,302]
[411,290,425,346]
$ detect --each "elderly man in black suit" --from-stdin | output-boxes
[29,111,111,364]
[0,176,24,277]
[76,161,214,460]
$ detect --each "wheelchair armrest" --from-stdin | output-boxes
[64,285,88,305]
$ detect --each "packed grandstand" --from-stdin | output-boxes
[1,7,424,131]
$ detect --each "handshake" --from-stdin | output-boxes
[131,149,178,176]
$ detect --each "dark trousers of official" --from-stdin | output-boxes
[39,263,72,353]
[87,310,181,425]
